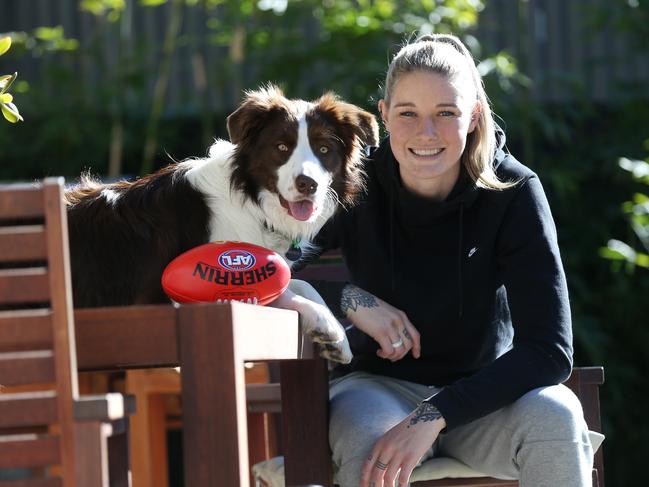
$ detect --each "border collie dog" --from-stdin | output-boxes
[66,85,378,363]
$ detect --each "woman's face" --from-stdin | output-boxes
[379,70,478,199]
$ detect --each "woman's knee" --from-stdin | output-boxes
[329,376,412,470]
[511,385,588,440]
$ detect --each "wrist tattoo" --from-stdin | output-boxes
[408,402,443,428]
[341,284,378,314]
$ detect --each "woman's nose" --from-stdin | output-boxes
[420,117,438,138]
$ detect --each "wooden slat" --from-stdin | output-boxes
[0,391,58,428]
[75,305,181,370]
[574,366,605,385]
[178,304,249,487]
[0,350,55,386]
[0,184,45,220]
[231,302,301,361]
[281,358,332,486]
[41,178,78,485]
[73,393,136,421]
[74,303,304,371]
[0,309,53,352]
[0,433,60,468]
[0,479,63,487]
[246,383,281,413]
[0,225,47,262]
[0,267,50,305]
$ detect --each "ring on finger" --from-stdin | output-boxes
[390,338,404,348]
[374,459,388,470]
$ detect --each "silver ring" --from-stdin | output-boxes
[391,338,404,348]
[375,460,388,470]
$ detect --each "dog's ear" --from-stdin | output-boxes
[315,93,379,148]
[353,109,379,147]
[226,100,264,146]
[227,84,286,145]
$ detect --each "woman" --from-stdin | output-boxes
[308,34,594,487]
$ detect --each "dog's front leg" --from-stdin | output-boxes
[271,279,352,364]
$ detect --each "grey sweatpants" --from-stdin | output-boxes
[329,371,594,487]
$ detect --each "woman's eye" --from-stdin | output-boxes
[278,143,289,152]
[399,111,416,118]
[439,111,455,117]
[319,145,329,154]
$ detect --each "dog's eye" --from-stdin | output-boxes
[277,143,289,152]
[319,146,329,154]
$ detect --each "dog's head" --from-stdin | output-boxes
[226,84,378,237]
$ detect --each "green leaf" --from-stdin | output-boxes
[0,36,11,56]
[0,75,11,92]
[1,101,23,123]
[0,93,13,103]
[599,246,627,261]
[0,73,17,94]
[619,157,649,178]
[636,253,649,268]
[604,239,637,261]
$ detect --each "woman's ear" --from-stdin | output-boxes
[468,100,481,133]
[378,99,389,131]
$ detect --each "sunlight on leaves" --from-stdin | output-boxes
[0,37,11,56]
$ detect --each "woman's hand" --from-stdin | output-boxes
[361,402,446,487]
[341,284,421,361]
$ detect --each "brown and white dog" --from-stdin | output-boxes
[65,85,378,363]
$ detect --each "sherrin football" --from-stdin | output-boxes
[161,241,291,305]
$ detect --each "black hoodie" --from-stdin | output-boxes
[307,131,573,431]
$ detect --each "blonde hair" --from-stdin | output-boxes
[383,34,514,190]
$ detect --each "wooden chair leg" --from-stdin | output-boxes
[107,419,131,487]
[75,421,110,487]
[128,380,154,487]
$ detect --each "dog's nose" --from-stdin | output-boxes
[295,175,318,195]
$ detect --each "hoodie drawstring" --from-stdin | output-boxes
[389,182,396,291]
[457,203,464,319]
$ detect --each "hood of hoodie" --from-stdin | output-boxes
[372,126,508,313]
[374,125,507,225]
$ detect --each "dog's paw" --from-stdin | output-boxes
[317,340,353,364]
[300,301,347,344]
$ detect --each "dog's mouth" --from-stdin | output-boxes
[279,195,317,221]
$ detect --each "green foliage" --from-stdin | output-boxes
[0,36,23,123]
[504,99,649,487]
[601,156,649,270]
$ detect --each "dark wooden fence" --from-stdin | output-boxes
[1,0,647,114]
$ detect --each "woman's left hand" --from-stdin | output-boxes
[360,402,446,487]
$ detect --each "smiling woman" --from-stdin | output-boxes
[304,33,594,487]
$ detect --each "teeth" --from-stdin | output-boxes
[411,148,442,156]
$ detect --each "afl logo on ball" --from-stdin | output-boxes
[218,250,256,271]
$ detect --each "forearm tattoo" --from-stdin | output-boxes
[341,284,378,314]
[408,402,443,428]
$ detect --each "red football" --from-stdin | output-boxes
[161,241,291,305]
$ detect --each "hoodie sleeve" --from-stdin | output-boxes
[294,216,350,317]
[426,175,573,430]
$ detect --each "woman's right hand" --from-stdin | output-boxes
[341,284,421,361]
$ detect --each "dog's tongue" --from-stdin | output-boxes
[288,200,316,221]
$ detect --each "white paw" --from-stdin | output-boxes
[300,301,346,344]
[317,339,353,364]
